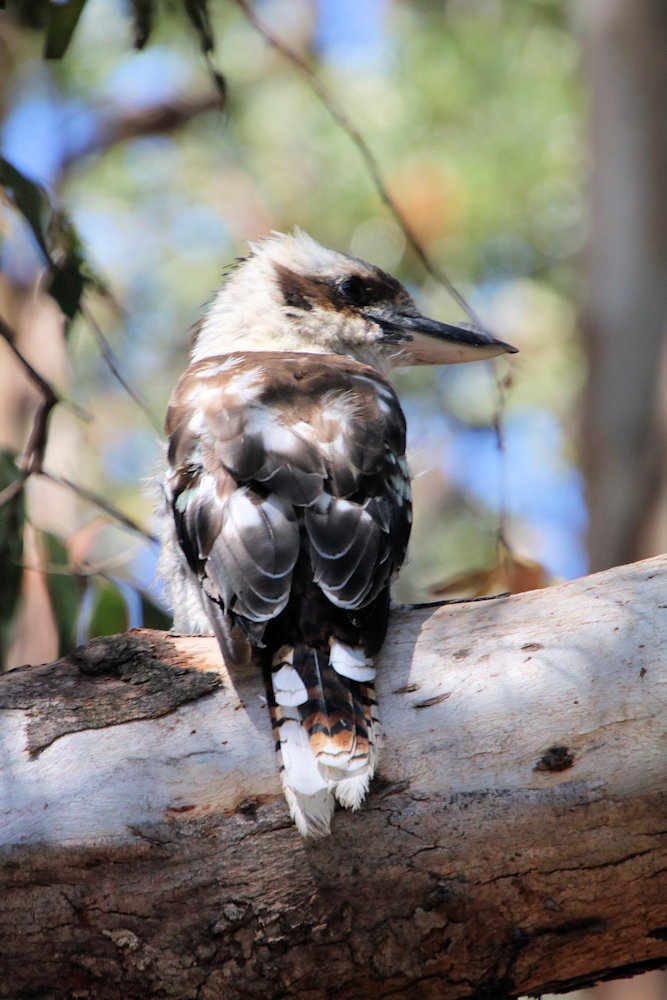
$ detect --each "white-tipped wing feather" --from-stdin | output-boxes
[159,231,516,837]
[162,351,410,837]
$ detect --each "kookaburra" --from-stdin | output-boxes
[158,230,516,837]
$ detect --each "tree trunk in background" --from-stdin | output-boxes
[579,0,667,572]
[576,10,667,999]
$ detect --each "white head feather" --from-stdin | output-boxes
[191,229,516,373]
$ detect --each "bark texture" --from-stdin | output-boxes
[1,555,666,999]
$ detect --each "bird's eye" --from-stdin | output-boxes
[339,275,373,307]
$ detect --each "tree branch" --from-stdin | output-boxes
[1,554,665,998]
[40,470,158,543]
[57,92,224,178]
[81,304,162,434]
[232,0,487,331]
[0,316,58,476]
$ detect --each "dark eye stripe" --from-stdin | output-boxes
[337,271,405,309]
[274,261,406,314]
[338,275,373,307]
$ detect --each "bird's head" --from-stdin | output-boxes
[191,230,517,372]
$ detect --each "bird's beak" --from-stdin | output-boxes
[368,310,518,365]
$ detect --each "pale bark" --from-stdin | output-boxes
[1,554,666,999]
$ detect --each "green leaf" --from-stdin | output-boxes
[10,1,52,30]
[183,0,214,54]
[0,157,50,259]
[43,0,88,59]
[130,0,154,49]
[0,452,26,667]
[0,159,93,330]
[47,212,88,324]
[42,532,81,656]
[87,580,130,638]
[180,0,226,99]
[209,67,227,101]
[140,592,172,631]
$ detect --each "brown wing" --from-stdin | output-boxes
[165,351,411,644]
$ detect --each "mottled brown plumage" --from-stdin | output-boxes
[158,230,516,836]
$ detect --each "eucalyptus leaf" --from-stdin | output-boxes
[0,157,50,258]
[87,580,130,639]
[140,592,172,631]
[130,0,154,49]
[183,0,214,54]
[43,0,88,59]
[0,452,26,667]
[47,212,88,324]
[43,532,81,656]
[0,159,94,331]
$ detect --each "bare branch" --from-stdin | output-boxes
[41,470,157,544]
[0,316,59,476]
[1,554,665,998]
[0,319,154,545]
[81,305,162,434]
[231,1,515,561]
[0,471,28,508]
[233,0,487,331]
[57,92,224,178]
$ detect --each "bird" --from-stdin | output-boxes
[157,229,516,837]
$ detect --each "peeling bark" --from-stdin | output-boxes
[1,555,666,999]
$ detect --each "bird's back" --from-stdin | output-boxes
[160,350,411,835]
[158,229,516,835]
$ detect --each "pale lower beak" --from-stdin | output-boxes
[369,311,518,365]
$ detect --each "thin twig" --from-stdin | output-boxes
[0,317,58,407]
[82,305,162,433]
[0,471,28,508]
[231,3,516,560]
[0,320,156,544]
[0,316,59,474]
[58,93,223,179]
[232,0,486,331]
[40,471,158,544]
[12,549,141,578]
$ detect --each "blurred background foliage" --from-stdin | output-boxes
[0,0,589,667]
[1,5,666,996]
[0,0,665,679]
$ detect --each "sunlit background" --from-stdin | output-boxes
[1,0,591,650]
[1,3,666,997]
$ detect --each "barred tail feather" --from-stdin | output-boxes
[331,676,382,811]
[275,708,336,837]
[269,640,381,837]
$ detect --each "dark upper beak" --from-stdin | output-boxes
[368,310,518,365]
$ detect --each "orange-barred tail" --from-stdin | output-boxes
[269,640,381,837]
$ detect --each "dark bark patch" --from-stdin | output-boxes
[535,746,574,772]
[0,631,222,757]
